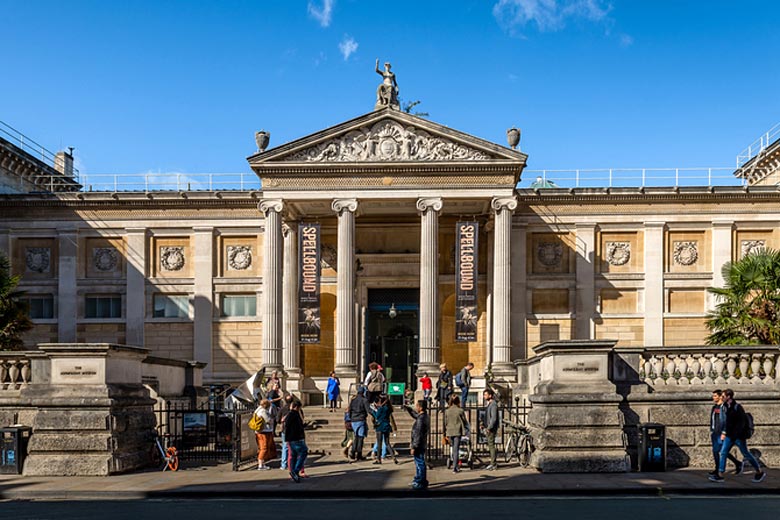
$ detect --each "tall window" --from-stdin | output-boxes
[153,294,189,318]
[221,294,256,317]
[25,295,54,319]
[85,295,122,318]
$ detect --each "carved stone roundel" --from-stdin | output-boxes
[606,241,631,266]
[673,241,698,266]
[537,242,563,267]
[93,247,118,271]
[161,246,185,271]
[227,245,252,270]
[25,247,50,273]
[741,240,766,258]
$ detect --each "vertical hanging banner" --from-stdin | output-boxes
[456,221,479,342]
[298,223,321,343]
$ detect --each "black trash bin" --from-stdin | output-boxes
[0,426,32,474]
[638,422,666,472]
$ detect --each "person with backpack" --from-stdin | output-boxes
[364,362,385,404]
[436,363,453,409]
[404,399,430,490]
[455,363,474,405]
[709,389,741,477]
[709,388,766,483]
[348,386,372,461]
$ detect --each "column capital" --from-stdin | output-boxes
[491,196,518,213]
[259,199,284,216]
[332,198,359,214]
[282,221,297,237]
[416,197,443,213]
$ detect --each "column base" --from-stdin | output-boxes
[283,368,304,394]
[416,362,440,378]
[490,362,517,380]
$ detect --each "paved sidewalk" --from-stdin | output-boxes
[0,454,776,500]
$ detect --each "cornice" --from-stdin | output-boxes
[515,186,780,204]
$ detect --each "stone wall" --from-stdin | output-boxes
[144,322,194,359]
[212,321,262,380]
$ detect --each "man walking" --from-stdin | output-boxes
[483,388,499,471]
[709,389,765,483]
[405,399,430,490]
[709,389,741,476]
[348,386,372,461]
[455,363,474,405]
[284,400,308,483]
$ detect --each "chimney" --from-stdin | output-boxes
[54,149,74,177]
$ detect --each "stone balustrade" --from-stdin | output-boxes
[638,346,780,387]
[0,353,32,391]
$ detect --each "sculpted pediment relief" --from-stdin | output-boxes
[285,120,492,163]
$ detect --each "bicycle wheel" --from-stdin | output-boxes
[518,435,531,467]
[166,447,179,472]
[503,433,517,463]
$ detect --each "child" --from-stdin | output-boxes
[420,372,432,402]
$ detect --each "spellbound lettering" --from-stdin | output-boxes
[300,226,319,293]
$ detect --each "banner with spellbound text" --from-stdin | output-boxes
[298,223,321,343]
[456,221,479,342]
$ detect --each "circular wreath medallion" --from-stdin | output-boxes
[93,247,118,271]
[606,242,631,266]
[673,241,698,266]
[25,247,50,273]
[160,247,185,271]
[227,245,252,270]
[537,242,563,267]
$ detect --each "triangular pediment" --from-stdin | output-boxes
[248,109,527,165]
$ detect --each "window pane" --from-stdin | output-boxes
[154,295,188,318]
[222,295,256,317]
[27,296,54,319]
[86,296,121,318]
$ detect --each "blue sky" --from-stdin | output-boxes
[2,1,779,181]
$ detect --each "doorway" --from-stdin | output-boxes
[365,288,419,389]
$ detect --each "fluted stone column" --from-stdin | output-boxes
[417,197,443,375]
[491,196,517,375]
[282,222,302,392]
[260,199,284,370]
[332,199,359,377]
[510,222,527,360]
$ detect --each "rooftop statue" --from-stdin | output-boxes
[375,59,399,110]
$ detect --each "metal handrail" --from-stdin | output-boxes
[0,120,80,178]
[736,122,780,168]
[523,167,745,188]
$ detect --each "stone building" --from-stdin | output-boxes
[1,108,778,404]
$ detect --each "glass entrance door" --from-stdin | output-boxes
[365,288,419,390]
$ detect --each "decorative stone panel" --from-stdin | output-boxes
[93,247,118,272]
[537,241,563,267]
[160,247,185,272]
[25,247,51,273]
[605,241,631,266]
[227,245,252,270]
[672,241,698,266]
[741,239,766,258]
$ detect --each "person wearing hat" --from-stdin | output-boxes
[348,386,372,461]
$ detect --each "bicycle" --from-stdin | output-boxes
[150,432,179,472]
[502,419,533,467]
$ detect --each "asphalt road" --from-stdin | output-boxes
[2,497,780,520]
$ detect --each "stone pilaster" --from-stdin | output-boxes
[282,222,302,392]
[709,220,734,311]
[510,222,527,360]
[643,222,665,346]
[575,223,597,340]
[193,227,214,371]
[485,221,494,367]
[125,228,147,347]
[491,196,517,375]
[57,228,78,342]
[260,200,284,370]
[332,199,359,378]
[417,197,443,375]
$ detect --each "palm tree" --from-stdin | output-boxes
[0,252,32,350]
[706,248,780,345]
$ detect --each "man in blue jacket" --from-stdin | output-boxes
[709,389,741,476]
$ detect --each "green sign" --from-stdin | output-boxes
[387,382,405,395]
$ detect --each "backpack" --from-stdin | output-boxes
[368,370,383,392]
[455,373,463,388]
[249,412,266,432]
[744,411,755,440]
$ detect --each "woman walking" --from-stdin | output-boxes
[254,400,276,470]
[370,394,395,464]
[444,395,469,473]
[326,371,340,412]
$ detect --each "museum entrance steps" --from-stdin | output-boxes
[302,406,415,454]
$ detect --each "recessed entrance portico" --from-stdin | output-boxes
[248,108,527,393]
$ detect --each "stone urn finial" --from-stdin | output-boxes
[255,130,270,152]
[506,127,521,150]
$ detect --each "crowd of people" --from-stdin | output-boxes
[249,367,768,487]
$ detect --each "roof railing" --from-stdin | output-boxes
[0,120,80,178]
[736,122,780,168]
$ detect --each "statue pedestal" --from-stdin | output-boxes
[527,340,629,473]
[22,343,155,476]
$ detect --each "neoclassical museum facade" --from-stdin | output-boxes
[1,106,779,401]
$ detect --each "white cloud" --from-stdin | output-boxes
[619,33,634,47]
[308,0,334,28]
[493,0,611,34]
[338,35,358,61]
